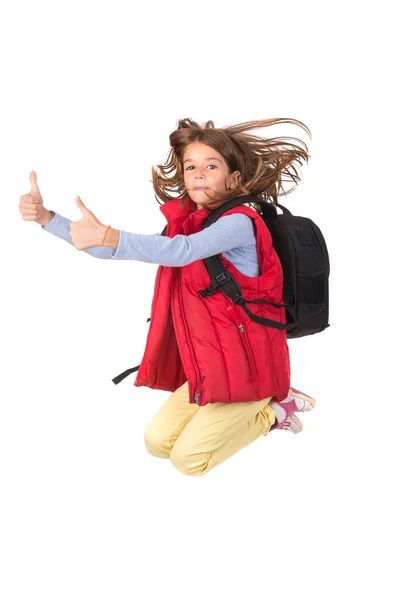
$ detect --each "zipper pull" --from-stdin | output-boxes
[238,323,244,333]
[194,376,205,405]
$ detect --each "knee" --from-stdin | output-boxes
[170,445,212,477]
[143,423,171,459]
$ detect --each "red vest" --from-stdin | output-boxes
[134,196,290,406]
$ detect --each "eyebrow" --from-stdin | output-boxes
[183,157,223,164]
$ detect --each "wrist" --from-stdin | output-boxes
[102,226,120,249]
[39,210,54,227]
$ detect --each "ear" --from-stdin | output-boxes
[229,170,241,189]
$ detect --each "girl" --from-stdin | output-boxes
[19,117,316,477]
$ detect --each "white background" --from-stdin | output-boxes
[1,1,398,599]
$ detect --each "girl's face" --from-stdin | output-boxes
[182,141,240,209]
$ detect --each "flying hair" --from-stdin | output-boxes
[151,117,312,213]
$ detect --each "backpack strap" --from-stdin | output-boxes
[198,256,296,331]
[112,316,152,384]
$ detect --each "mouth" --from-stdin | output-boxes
[193,186,205,190]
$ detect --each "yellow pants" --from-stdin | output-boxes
[144,381,276,477]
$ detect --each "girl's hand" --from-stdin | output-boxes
[69,196,108,250]
[19,171,48,224]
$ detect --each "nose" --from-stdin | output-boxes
[194,166,206,179]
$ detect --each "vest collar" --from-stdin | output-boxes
[159,195,214,235]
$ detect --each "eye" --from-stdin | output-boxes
[185,165,217,171]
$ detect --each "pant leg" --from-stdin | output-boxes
[144,381,199,459]
[170,396,275,477]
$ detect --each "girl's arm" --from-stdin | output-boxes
[41,210,256,265]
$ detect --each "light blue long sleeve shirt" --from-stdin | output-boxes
[41,210,261,277]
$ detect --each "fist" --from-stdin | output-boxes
[19,171,47,224]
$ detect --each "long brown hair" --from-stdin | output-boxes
[151,117,312,213]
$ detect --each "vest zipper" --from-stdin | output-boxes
[177,275,202,404]
[237,323,257,380]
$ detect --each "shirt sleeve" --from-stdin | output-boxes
[111,213,256,265]
[41,210,256,266]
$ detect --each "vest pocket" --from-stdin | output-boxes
[237,323,258,381]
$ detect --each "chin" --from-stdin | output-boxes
[188,190,221,209]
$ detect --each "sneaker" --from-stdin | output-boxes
[279,413,303,434]
[267,387,316,435]
[269,397,302,432]
[281,387,316,412]
[263,400,304,435]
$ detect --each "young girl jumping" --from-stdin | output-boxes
[19,116,316,477]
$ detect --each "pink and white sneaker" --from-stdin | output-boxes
[263,407,304,435]
[276,413,304,434]
[281,387,316,413]
[266,387,316,435]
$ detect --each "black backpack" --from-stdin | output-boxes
[112,194,330,385]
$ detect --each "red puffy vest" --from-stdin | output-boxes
[134,196,291,406]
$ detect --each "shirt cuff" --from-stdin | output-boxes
[111,230,123,258]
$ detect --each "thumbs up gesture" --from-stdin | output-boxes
[19,171,48,225]
[69,196,109,250]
